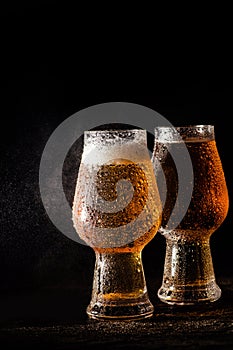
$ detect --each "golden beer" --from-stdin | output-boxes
[73,159,161,253]
[72,130,162,319]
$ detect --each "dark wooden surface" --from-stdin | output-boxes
[1,276,232,349]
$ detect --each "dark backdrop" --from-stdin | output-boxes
[0,1,232,319]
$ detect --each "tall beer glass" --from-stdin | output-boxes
[152,125,229,305]
[72,129,162,319]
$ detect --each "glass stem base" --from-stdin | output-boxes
[87,251,154,320]
[158,237,221,305]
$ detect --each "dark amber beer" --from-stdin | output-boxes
[159,139,229,239]
[152,125,229,305]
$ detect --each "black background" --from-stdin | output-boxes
[0,0,232,331]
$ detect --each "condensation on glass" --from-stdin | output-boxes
[152,125,229,305]
[72,129,162,319]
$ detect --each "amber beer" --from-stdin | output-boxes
[153,125,229,305]
[160,139,229,238]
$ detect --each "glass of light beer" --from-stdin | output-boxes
[72,129,162,319]
[152,125,229,305]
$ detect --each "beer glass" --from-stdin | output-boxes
[72,129,162,319]
[152,125,229,305]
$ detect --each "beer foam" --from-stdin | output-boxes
[82,143,150,165]
[81,129,150,165]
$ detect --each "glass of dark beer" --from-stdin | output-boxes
[72,129,162,319]
[152,125,229,305]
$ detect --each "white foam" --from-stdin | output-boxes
[81,143,150,165]
[82,130,150,165]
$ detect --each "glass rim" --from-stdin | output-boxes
[154,125,215,142]
[154,124,214,130]
[84,129,146,135]
[83,129,147,146]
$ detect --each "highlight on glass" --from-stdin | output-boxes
[72,129,162,319]
[152,125,229,305]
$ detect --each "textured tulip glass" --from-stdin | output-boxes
[152,125,229,305]
[72,129,162,319]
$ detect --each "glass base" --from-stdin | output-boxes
[158,280,221,305]
[87,296,154,320]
